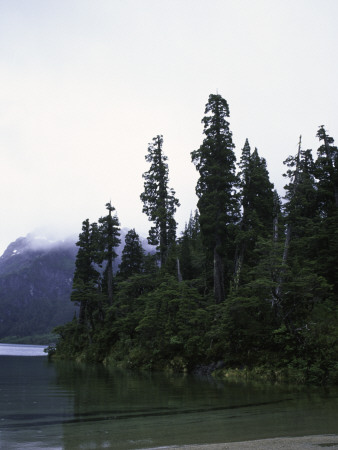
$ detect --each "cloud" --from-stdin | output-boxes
[0,0,337,254]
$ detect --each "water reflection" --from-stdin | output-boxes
[1,356,338,449]
[55,361,338,449]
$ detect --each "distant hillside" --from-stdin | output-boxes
[0,229,153,340]
[0,234,78,339]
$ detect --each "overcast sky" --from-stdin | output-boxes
[1,0,337,254]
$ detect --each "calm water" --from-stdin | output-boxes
[1,345,338,449]
[0,343,47,356]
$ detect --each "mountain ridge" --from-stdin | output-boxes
[0,229,153,340]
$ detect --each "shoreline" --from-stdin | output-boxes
[146,434,338,449]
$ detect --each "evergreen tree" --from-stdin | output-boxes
[283,142,318,239]
[118,229,145,279]
[234,139,274,287]
[98,202,121,304]
[178,210,205,282]
[222,141,276,363]
[135,275,210,369]
[279,138,329,331]
[71,219,101,327]
[314,127,338,295]
[140,135,180,266]
[315,126,338,213]
[191,94,239,303]
[178,225,194,281]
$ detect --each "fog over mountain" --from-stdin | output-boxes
[0,228,153,340]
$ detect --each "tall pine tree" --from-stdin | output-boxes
[278,138,329,330]
[71,219,101,327]
[98,202,121,304]
[191,94,239,303]
[314,127,338,295]
[140,135,180,266]
[315,126,338,213]
[234,140,274,288]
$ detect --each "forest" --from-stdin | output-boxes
[53,94,338,385]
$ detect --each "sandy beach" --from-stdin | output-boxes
[148,434,338,449]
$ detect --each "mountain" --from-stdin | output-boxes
[0,229,153,340]
[0,234,78,340]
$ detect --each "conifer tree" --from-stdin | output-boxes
[281,139,318,270]
[191,94,239,303]
[315,126,338,213]
[98,202,120,304]
[140,135,180,266]
[278,138,329,330]
[234,139,274,287]
[118,229,145,279]
[178,211,202,281]
[314,127,338,295]
[71,219,101,326]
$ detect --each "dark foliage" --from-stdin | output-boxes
[53,100,338,385]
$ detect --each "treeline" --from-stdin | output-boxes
[54,94,338,384]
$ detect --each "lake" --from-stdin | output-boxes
[0,344,338,449]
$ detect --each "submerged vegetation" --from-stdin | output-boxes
[54,94,338,385]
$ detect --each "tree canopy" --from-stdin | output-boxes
[53,96,338,385]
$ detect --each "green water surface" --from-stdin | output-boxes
[1,348,338,449]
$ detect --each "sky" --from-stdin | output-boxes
[1,0,338,255]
